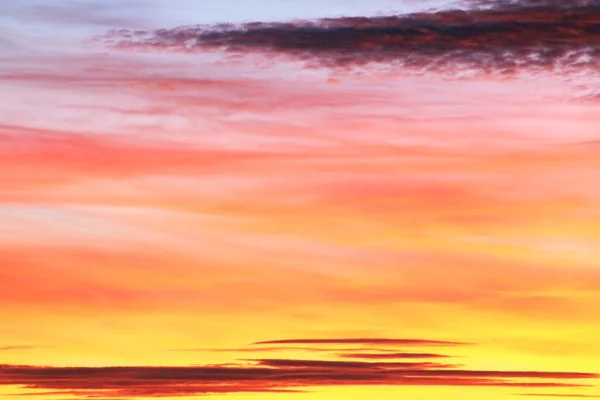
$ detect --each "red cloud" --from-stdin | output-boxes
[0,338,596,398]
[253,338,469,346]
[0,360,595,398]
[338,352,451,359]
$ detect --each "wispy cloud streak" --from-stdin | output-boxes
[0,346,38,351]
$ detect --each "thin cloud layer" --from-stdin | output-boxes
[106,0,600,84]
[175,346,430,353]
[253,338,468,346]
[0,345,38,351]
[338,352,451,359]
[0,361,595,398]
[1,338,596,398]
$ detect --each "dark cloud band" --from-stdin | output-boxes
[252,338,468,345]
[0,337,597,398]
[106,0,600,82]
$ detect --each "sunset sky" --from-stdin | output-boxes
[1,0,600,399]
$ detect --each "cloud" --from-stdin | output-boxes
[0,358,595,398]
[253,338,469,346]
[105,0,600,85]
[0,346,38,351]
[338,352,451,359]
[184,346,452,360]
[0,123,289,185]
[0,338,595,398]
[251,358,455,369]
[173,346,412,353]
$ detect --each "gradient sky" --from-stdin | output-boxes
[1,1,600,400]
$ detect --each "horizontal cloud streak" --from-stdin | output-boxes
[0,360,595,398]
[0,346,38,351]
[106,0,600,88]
[253,338,469,346]
[251,358,455,369]
[174,346,415,353]
[339,352,451,359]
[0,338,595,398]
